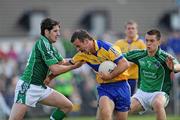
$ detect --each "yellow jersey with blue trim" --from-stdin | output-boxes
[72,40,128,84]
[114,35,146,79]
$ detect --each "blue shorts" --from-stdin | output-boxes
[128,79,137,96]
[97,81,131,112]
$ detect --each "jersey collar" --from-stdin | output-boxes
[40,35,51,44]
[125,34,139,43]
[94,40,99,51]
[154,47,162,57]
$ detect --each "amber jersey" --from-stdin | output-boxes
[114,35,146,79]
[72,40,128,84]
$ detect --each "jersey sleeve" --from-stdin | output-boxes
[139,40,146,49]
[38,40,62,66]
[124,49,144,64]
[109,45,124,64]
[71,52,86,64]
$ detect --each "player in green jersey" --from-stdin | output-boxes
[9,18,80,120]
[124,29,180,120]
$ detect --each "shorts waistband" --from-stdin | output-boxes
[100,80,127,86]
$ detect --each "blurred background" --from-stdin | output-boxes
[0,0,180,119]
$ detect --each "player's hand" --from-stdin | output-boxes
[98,72,112,81]
[166,56,174,71]
[72,61,83,69]
[44,77,51,85]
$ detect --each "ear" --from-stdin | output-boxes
[44,29,49,36]
[84,39,89,44]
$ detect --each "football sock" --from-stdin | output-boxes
[50,108,66,120]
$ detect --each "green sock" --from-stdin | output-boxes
[50,108,66,120]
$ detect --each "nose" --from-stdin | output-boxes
[77,48,80,52]
[57,31,60,36]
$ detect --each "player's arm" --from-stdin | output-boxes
[110,57,129,79]
[174,64,180,72]
[58,58,75,65]
[99,57,129,80]
[166,55,180,72]
[44,61,83,85]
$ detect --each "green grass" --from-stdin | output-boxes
[27,115,180,120]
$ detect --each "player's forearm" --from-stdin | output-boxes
[48,73,58,80]
[59,58,73,65]
[110,58,129,79]
[50,64,77,75]
[174,64,180,72]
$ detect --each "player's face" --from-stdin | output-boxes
[45,25,60,43]
[125,24,138,38]
[145,34,160,53]
[73,39,90,53]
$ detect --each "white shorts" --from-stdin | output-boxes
[14,80,54,107]
[132,89,169,114]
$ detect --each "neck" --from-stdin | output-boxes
[90,40,96,54]
[127,35,137,43]
[148,48,158,57]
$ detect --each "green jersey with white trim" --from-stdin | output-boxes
[20,35,63,86]
[124,48,179,95]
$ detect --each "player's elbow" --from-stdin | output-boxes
[126,60,130,68]
[122,59,130,70]
[49,64,61,75]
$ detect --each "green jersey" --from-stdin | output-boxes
[124,48,179,95]
[20,35,63,86]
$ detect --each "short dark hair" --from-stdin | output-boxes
[124,20,138,28]
[40,18,60,35]
[71,29,93,43]
[146,29,161,40]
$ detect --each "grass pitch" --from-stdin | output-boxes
[28,115,180,120]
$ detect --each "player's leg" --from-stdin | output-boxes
[151,93,168,120]
[9,103,28,120]
[129,98,144,113]
[96,107,100,120]
[98,96,115,120]
[115,111,128,120]
[114,81,130,120]
[39,90,73,120]
[9,80,30,120]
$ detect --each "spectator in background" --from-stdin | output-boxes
[0,48,6,60]
[166,30,180,61]
[60,29,77,58]
[6,44,18,61]
[0,74,11,119]
[114,20,146,96]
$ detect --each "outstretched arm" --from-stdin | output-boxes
[166,56,180,72]
[44,61,83,85]
[174,64,180,72]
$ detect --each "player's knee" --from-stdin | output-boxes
[65,101,73,113]
[58,101,73,113]
[152,100,164,111]
[100,108,112,119]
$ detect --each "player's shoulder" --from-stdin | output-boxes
[129,49,146,54]
[114,39,126,44]
[158,49,173,59]
[96,39,112,50]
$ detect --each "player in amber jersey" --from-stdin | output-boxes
[70,29,130,120]
[114,20,146,96]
